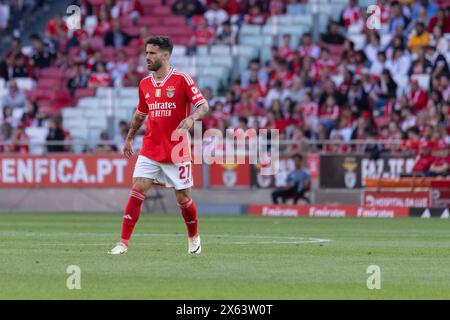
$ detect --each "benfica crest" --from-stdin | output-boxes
[167,86,175,98]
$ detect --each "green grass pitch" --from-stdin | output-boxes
[0,212,449,299]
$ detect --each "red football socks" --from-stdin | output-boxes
[120,189,145,246]
[178,198,198,238]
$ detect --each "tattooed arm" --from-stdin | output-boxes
[177,103,210,131]
[123,112,146,159]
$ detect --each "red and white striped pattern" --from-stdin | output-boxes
[135,109,148,117]
[194,98,207,108]
[150,67,174,87]
[173,69,194,86]
[130,189,146,201]
[178,198,193,209]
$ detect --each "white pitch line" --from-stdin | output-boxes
[0,231,332,246]
[19,236,332,247]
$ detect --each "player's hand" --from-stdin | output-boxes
[123,138,134,159]
[177,116,194,131]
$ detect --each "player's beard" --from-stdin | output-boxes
[148,59,163,72]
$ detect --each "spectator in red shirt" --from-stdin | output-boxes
[245,3,268,26]
[401,126,421,156]
[411,141,435,176]
[12,125,29,154]
[428,8,450,33]
[407,79,428,114]
[234,92,259,117]
[88,61,112,88]
[312,48,337,82]
[122,57,144,87]
[45,12,68,40]
[190,17,215,46]
[5,37,29,67]
[298,32,321,60]
[278,34,294,61]
[217,0,241,16]
[341,0,362,32]
[428,141,449,176]
[11,53,34,78]
[93,7,112,38]
[300,91,319,131]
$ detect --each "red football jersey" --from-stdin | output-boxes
[136,67,206,163]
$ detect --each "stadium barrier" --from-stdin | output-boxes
[247,204,449,219]
[0,154,203,188]
[0,152,319,190]
[319,154,417,189]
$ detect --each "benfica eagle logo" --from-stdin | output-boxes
[167,86,175,98]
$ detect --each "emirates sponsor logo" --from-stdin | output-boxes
[147,102,177,110]
[357,208,395,218]
[262,206,298,216]
[309,207,346,217]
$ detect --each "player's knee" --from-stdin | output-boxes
[175,188,191,204]
[132,179,150,195]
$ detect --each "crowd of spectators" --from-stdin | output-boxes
[0,0,449,177]
[188,0,449,176]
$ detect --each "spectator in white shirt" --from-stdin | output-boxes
[204,0,228,27]
[370,51,387,77]
[265,80,283,109]
[385,47,411,76]
[429,25,448,56]
[1,80,26,110]
[401,107,417,132]
[0,0,9,30]
[365,32,382,64]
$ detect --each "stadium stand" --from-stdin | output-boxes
[0,0,449,174]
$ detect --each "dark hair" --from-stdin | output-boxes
[146,36,173,54]
[292,153,303,161]
[29,33,41,41]
[416,21,425,28]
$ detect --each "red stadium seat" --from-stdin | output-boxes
[74,88,97,99]
[90,37,104,50]
[139,16,163,27]
[38,67,64,79]
[168,27,193,36]
[124,46,140,57]
[123,26,141,37]
[145,6,171,16]
[162,16,186,27]
[148,26,169,35]
[102,47,116,61]
[140,0,162,5]
[436,0,450,8]
[88,0,104,5]
[54,89,73,106]
[26,89,54,101]
[37,100,56,114]
[120,16,135,28]
[38,78,62,90]
[173,36,191,45]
